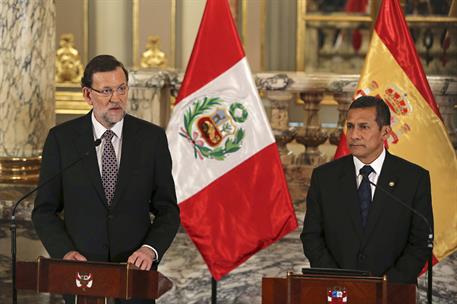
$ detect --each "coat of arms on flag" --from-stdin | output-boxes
[179,96,248,160]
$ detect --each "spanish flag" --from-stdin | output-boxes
[335,0,457,263]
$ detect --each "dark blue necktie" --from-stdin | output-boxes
[358,165,374,229]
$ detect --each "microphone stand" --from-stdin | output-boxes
[367,179,434,304]
[10,139,101,304]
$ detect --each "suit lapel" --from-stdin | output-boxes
[110,115,140,208]
[362,151,398,247]
[339,157,364,242]
[75,112,108,208]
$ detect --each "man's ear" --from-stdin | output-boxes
[82,87,93,106]
[382,125,391,140]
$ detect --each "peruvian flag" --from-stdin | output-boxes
[166,0,297,280]
[335,0,457,265]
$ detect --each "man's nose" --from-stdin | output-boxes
[349,128,361,140]
[109,91,123,102]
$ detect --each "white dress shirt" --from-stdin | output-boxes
[91,113,158,260]
[91,113,123,175]
[353,148,386,199]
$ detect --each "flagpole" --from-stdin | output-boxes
[428,254,433,304]
[211,277,217,304]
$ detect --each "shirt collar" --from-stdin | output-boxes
[91,112,124,140]
[353,148,386,177]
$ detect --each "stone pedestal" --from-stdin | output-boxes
[295,90,328,166]
[265,91,296,165]
[128,69,177,128]
[428,76,457,149]
[0,0,56,183]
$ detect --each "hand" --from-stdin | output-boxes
[63,251,87,261]
[127,247,156,271]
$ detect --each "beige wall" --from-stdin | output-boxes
[90,0,132,66]
[179,0,205,70]
[137,0,174,67]
[55,0,288,72]
[245,0,263,72]
[56,0,87,64]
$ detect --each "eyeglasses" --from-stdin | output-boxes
[89,84,128,97]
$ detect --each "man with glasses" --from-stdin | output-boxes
[32,55,180,304]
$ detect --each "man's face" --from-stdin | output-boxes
[83,67,128,128]
[346,107,390,164]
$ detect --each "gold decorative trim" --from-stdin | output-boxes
[241,0,247,45]
[370,0,379,21]
[56,91,91,115]
[302,15,372,23]
[83,0,88,64]
[56,83,89,115]
[0,156,41,184]
[299,12,457,24]
[405,16,457,23]
[171,0,176,67]
[260,0,266,71]
[296,0,307,71]
[36,257,42,292]
[132,0,140,67]
[126,263,131,299]
[450,0,456,17]
[299,13,457,24]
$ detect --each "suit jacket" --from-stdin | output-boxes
[300,151,433,283]
[32,112,180,264]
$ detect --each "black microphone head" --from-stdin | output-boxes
[94,138,102,147]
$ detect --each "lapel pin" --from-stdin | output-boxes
[388,181,395,187]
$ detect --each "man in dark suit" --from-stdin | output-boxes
[32,55,180,303]
[301,96,433,283]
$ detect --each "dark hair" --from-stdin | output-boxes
[349,96,391,129]
[81,55,129,88]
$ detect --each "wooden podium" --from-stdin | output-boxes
[262,271,416,304]
[16,257,173,303]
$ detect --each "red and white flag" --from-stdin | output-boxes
[166,0,297,280]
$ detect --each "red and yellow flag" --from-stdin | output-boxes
[335,0,457,262]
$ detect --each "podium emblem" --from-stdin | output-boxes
[327,287,347,303]
[76,272,93,290]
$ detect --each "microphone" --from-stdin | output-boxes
[361,171,434,304]
[10,138,101,304]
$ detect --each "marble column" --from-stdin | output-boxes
[0,0,56,183]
